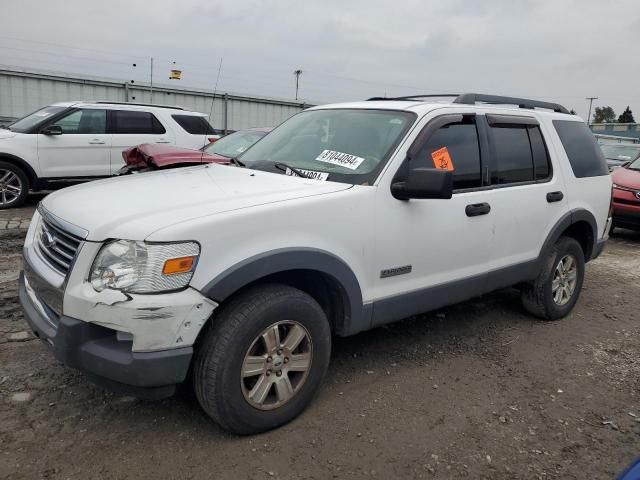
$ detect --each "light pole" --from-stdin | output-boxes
[293,69,302,100]
[585,97,598,126]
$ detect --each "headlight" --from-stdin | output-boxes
[90,240,200,293]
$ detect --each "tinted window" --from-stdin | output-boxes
[113,111,165,134]
[490,126,534,184]
[172,114,215,134]
[414,118,482,189]
[553,120,608,178]
[528,127,551,180]
[52,109,106,134]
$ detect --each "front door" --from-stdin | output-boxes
[37,108,111,178]
[372,112,494,326]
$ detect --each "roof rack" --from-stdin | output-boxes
[367,94,459,101]
[367,92,569,114]
[453,93,569,114]
[92,101,185,110]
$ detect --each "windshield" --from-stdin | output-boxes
[600,144,640,162]
[8,106,67,133]
[628,157,640,170]
[239,109,416,185]
[203,130,266,157]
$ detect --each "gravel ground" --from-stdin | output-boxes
[1,202,639,479]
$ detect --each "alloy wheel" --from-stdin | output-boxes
[552,254,578,306]
[0,169,23,206]
[241,320,313,410]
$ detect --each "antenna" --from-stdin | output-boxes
[200,57,223,164]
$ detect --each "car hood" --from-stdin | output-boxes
[122,143,229,169]
[611,166,640,189]
[0,129,17,139]
[41,164,351,241]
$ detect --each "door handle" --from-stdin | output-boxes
[546,191,564,203]
[465,202,491,217]
[155,139,172,144]
[88,139,105,145]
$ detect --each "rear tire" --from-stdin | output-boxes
[0,161,29,209]
[521,237,585,320]
[193,283,331,435]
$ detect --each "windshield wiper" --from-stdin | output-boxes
[274,162,305,177]
[228,157,246,167]
[0,125,9,130]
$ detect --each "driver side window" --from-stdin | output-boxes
[413,116,482,190]
[51,109,107,134]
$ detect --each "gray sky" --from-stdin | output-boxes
[1,0,639,120]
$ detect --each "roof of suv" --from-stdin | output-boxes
[50,101,206,115]
[310,93,579,121]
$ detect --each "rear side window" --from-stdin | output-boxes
[112,111,166,134]
[552,120,608,177]
[488,125,551,184]
[413,117,482,189]
[171,115,215,134]
[490,126,533,184]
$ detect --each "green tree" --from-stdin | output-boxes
[593,106,616,123]
[617,106,635,123]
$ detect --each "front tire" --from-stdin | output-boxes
[521,237,585,320]
[0,161,29,209]
[193,283,331,434]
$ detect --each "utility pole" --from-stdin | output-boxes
[585,97,597,126]
[293,69,302,100]
[150,57,154,104]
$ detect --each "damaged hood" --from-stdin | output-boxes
[41,164,351,241]
[122,143,230,169]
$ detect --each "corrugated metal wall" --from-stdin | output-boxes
[0,67,310,130]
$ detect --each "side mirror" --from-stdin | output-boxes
[391,167,453,200]
[41,125,63,136]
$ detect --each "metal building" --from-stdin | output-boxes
[0,66,311,130]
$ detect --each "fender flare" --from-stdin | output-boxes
[0,152,38,184]
[538,208,598,264]
[201,248,368,336]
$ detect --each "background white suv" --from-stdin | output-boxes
[0,101,217,208]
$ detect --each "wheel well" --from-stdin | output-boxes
[216,270,347,335]
[0,154,36,185]
[562,221,594,260]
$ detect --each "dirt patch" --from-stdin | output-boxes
[1,227,640,479]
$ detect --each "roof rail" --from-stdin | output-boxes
[92,101,185,110]
[367,94,459,101]
[453,93,569,114]
[366,92,570,114]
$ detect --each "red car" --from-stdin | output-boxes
[119,127,271,173]
[611,156,640,231]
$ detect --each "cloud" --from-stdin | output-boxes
[1,0,639,119]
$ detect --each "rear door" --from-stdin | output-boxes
[109,110,175,174]
[37,108,111,178]
[481,114,568,278]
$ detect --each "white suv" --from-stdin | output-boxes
[19,93,612,434]
[0,101,216,208]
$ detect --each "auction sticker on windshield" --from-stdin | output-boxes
[315,150,365,170]
[285,167,329,181]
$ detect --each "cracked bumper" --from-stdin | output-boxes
[20,272,193,398]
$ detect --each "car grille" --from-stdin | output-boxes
[36,215,83,275]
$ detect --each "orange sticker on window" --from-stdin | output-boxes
[431,147,455,171]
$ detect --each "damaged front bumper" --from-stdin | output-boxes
[20,272,193,398]
[20,217,217,398]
